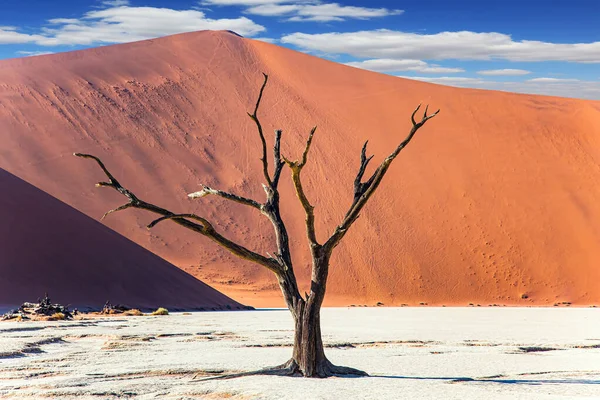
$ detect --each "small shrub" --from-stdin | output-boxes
[49,312,66,320]
[123,309,144,316]
[152,307,169,316]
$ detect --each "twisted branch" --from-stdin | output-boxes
[74,153,280,273]
[247,73,272,187]
[282,126,319,247]
[325,104,440,251]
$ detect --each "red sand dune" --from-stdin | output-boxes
[0,30,599,307]
[0,167,244,312]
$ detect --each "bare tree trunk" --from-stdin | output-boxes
[297,250,328,376]
[274,252,366,377]
[292,299,327,377]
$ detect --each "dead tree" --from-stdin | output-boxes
[75,74,439,378]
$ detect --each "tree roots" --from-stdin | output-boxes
[192,358,368,381]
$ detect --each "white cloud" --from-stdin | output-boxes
[0,27,45,44]
[253,37,277,43]
[345,58,463,74]
[48,18,82,25]
[3,6,264,47]
[101,0,130,6]
[203,1,402,22]
[16,50,54,57]
[287,4,402,22]
[247,4,301,16]
[421,66,465,74]
[202,0,292,4]
[399,76,600,100]
[403,76,485,84]
[477,69,531,76]
[281,29,600,63]
[527,77,580,83]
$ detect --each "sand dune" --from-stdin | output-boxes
[0,30,599,307]
[0,168,244,311]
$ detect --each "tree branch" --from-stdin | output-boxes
[349,141,375,212]
[74,153,281,273]
[147,213,212,229]
[101,203,134,220]
[188,185,262,210]
[283,126,319,248]
[74,153,140,203]
[271,129,285,188]
[299,126,317,168]
[74,74,304,310]
[247,73,272,187]
[325,104,440,252]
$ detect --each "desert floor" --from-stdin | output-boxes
[1,308,599,399]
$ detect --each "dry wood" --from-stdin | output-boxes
[1,294,73,321]
[75,74,439,377]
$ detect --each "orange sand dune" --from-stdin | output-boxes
[0,167,244,312]
[1,30,599,307]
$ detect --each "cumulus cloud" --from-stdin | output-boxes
[399,75,600,100]
[345,58,463,74]
[477,69,531,76]
[0,27,45,44]
[2,6,265,47]
[281,29,600,63]
[202,0,402,22]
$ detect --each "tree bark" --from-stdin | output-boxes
[273,253,367,377]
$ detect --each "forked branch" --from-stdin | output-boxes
[282,126,319,247]
[351,141,375,209]
[325,104,440,251]
[74,153,280,273]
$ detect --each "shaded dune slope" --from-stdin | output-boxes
[0,168,245,311]
[1,30,599,306]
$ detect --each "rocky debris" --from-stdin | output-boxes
[100,301,132,315]
[1,294,74,321]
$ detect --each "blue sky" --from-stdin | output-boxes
[1,0,599,99]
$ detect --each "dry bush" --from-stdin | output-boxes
[49,312,66,321]
[123,309,144,316]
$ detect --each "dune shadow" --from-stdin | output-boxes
[370,375,600,385]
